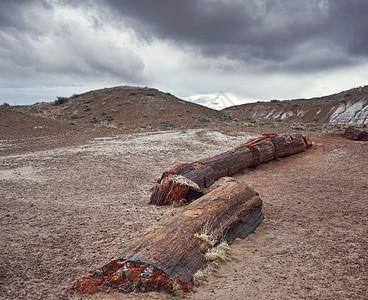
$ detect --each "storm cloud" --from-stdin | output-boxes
[1,0,368,104]
[99,0,368,71]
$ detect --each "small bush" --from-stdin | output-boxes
[194,221,216,246]
[193,268,212,286]
[54,96,69,106]
[204,241,232,262]
[70,93,80,99]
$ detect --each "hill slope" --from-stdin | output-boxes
[16,86,223,130]
[222,85,368,124]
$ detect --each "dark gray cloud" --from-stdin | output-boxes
[98,0,368,72]
[1,0,368,105]
[0,0,145,82]
[0,0,52,34]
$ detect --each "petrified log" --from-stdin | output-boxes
[344,127,368,141]
[150,175,202,206]
[68,177,263,295]
[150,133,311,205]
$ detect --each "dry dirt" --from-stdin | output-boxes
[0,120,367,299]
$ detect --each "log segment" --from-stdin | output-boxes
[68,177,263,295]
[344,127,368,141]
[150,133,311,206]
[150,175,202,206]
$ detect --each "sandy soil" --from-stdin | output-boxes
[0,128,367,300]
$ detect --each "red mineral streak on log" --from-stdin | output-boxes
[344,127,368,141]
[269,133,311,157]
[243,134,276,166]
[150,175,202,205]
[151,133,311,206]
[68,178,263,295]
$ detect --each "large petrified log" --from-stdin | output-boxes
[344,127,368,141]
[150,133,311,205]
[68,177,263,295]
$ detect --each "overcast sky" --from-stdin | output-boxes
[1,0,368,105]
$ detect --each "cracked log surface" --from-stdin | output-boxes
[344,127,368,141]
[68,177,263,295]
[150,133,311,206]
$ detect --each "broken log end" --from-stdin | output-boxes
[67,260,194,295]
[150,175,202,206]
[70,177,263,296]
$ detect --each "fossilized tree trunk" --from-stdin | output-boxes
[150,133,311,206]
[344,127,368,141]
[68,177,263,295]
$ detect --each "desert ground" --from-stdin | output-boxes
[0,117,367,299]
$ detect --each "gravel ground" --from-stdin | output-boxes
[0,128,367,299]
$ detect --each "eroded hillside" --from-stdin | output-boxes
[223,85,368,124]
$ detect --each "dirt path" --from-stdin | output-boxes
[0,129,367,299]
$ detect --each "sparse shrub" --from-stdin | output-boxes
[99,121,118,129]
[161,120,174,127]
[204,241,232,262]
[194,229,215,246]
[193,268,212,286]
[70,93,80,99]
[291,125,305,131]
[90,117,99,124]
[102,115,114,122]
[1,102,10,107]
[54,96,69,106]
[171,280,184,297]
[198,116,210,122]
[171,290,184,297]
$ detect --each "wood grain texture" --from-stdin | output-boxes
[69,177,263,295]
[151,133,311,206]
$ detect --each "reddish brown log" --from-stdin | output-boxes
[151,133,310,206]
[179,164,215,189]
[68,178,263,295]
[344,127,368,141]
[243,134,276,166]
[198,145,255,180]
[269,133,311,157]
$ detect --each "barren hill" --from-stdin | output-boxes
[222,85,368,124]
[15,86,225,130]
